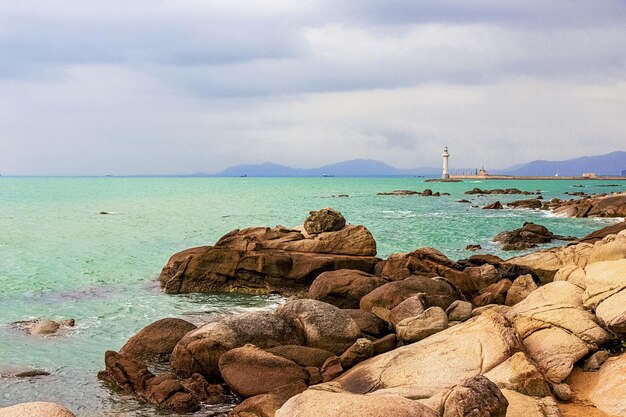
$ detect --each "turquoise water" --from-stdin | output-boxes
[0,177,623,416]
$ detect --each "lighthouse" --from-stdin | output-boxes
[442,146,450,180]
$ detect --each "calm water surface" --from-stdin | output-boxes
[0,177,623,415]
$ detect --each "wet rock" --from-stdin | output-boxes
[507,198,543,209]
[377,190,421,196]
[396,306,449,343]
[29,320,61,336]
[494,222,574,251]
[360,275,459,312]
[304,207,346,235]
[170,311,302,379]
[218,344,308,398]
[505,275,537,306]
[0,367,50,378]
[0,402,76,417]
[276,299,361,355]
[180,374,228,403]
[465,244,482,251]
[308,269,386,309]
[422,189,433,196]
[121,318,197,361]
[483,201,503,210]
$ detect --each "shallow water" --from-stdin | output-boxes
[0,177,623,415]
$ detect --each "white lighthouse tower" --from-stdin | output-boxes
[442,146,450,180]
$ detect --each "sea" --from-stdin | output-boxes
[0,177,624,416]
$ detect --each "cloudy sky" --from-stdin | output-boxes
[1,0,625,175]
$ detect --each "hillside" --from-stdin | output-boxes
[500,151,626,176]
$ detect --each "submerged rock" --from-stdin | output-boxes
[493,222,574,251]
[0,402,76,417]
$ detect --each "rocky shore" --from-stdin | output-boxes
[93,208,626,417]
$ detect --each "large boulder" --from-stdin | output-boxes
[170,312,302,379]
[586,353,626,416]
[218,344,309,398]
[266,345,334,368]
[505,281,611,384]
[500,389,560,417]
[334,310,522,400]
[308,270,387,309]
[442,375,508,417]
[276,387,439,417]
[360,276,459,312]
[0,402,75,417]
[160,218,379,296]
[505,275,537,306]
[230,381,307,417]
[483,351,550,397]
[303,207,346,235]
[344,309,389,337]
[396,307,448,343]
[275,299,361,355]
[120,318,197,361]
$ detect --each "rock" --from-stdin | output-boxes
[170,311,302,379]
[472,279,512,307]
[180,374,228,403]
[465,244,482,251]
[422,189,433,196]
[360,275,459,312]
[266,345,334,368]
[160,219,379,296]
[472,304,511,317]
[483,201,503,209]
[29,320,60,335]
[506,281,611,384]
[230,381,308,417]
[344,309,389,337]
[0,402,76,417]
[304,207,346,235]
[553,193,626,218]
[388,294,426,326]
[586,353,626,416]
[339,338,374,369]
[276,388,439,417]
[595,287,626,336]
[582,350,610,371]
[483,351,551,397]
[120,318,197,361]
[494,222,573,251]
[507,198,543,209]
[446,300,473,322]
[377,190,421,196]
[218,345,309,398]
[442,375,508,417]
[465,188,534,195]
[378,248,472,296]
[276,299,361,355]
[462,264,500,292]
[372,334,397,356]
[457,199,471,203]
[396,307,449,343]
[320,356,344,382]
[335,310,522,401]
[308,269,386,309]
[59,319,75,327]
[467,254,504,267]
[98,350,199,413]
[552,382,572,401]
[508,229,626,282]
[579,221,626,243]
[500,389,561,417]
[505,275,537,306]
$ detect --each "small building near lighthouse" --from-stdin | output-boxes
[442,146,450,180]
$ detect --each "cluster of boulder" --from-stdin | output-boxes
[9,318,75,336]
[95,209,626,417]
[466,188,540,195]
[493,222,574,251]
[377,189,450,196]
[496,191,626,218]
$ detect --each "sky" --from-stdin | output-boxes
[1,0,625,175]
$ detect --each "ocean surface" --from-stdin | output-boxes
[1,177,624,416]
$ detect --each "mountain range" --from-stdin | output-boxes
[207,151,626,177]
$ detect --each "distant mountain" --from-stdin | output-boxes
[212,159,440,177]
[497,151,626,176]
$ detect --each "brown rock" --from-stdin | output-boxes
[507,198,543,209]
[442,375,508,417]
[553,193,626,218]
[360,275,459,312]
[0,402,76,417]
[465,244,482,251]
[304,207,346,235]
[483,201,503,210]
[181,374,228,403]
[275,299,361,355]
[308,269,386,309]
[321,356,344,382]
[388,294,426,326]
[230,381,308,417]
[218,345,308,398]
[582,350,610,371]
[343,309,389,337]
[339,338,374,369]
[121,318,197,361]
[396,306,449,343]
[505,275,537,306]
[372,334,397,356]
[170,311,302,379]
[266,345,334,368]
[472,279,513,307]
[446,300,473,322]
[494,222,573,251]
[29,320,60,336]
